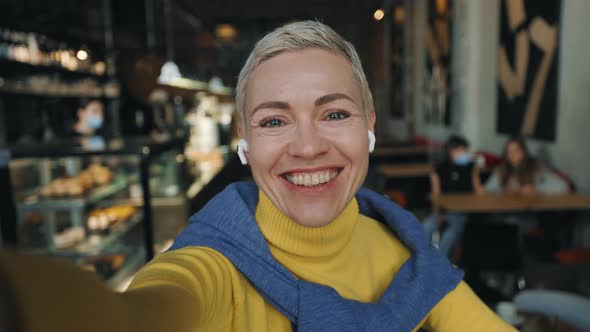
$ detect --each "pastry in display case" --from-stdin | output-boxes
[40,163,113,197]
[87,205,137,234]
[82,253,127,279]
[11,157,144,289]
[1,138,188,290]
[53,226,85,249]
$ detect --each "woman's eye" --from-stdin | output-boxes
[326,111,350,121]
[261,118,284,128]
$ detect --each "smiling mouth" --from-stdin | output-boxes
[281,168,342,187]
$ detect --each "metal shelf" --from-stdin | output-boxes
[26,209,142,258]
[1,136,187,260]
[106,247,146,291]
[0,58,107,80]
[17,173,129,212]
[0,87,119,99]
[74,210,143,256]
[5,136,185,159]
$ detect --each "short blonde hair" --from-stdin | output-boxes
[236,20,374,130]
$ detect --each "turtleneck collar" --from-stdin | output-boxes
[255,190,359,258]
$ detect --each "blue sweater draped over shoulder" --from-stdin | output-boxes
[171,182,463,332]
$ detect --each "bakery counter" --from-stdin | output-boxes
[0,136,188,289]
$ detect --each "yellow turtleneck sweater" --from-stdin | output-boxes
[0,191,516,332]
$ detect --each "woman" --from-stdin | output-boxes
[0,21,515,332]
[485,136,569,194]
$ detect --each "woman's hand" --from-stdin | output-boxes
[474,187,486,196]
[520,184,537,195]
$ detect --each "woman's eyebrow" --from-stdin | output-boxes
[251,101,290,115]
[251,93,355,115]
[315,93,355,106]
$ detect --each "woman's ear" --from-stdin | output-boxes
[368,109,376,132]
[368,109,376,153]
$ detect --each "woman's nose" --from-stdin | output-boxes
[287,122,329,159]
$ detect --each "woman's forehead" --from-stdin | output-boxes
[507,142,522,150]
[244,49,362,112]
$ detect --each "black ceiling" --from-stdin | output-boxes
[1,0,383,87]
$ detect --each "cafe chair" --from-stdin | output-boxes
[514,290,590,331]
[460,222,522,272]
[458,221,523,304]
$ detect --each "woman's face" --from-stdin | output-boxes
[242,48,375,227]
[506,141,525,167]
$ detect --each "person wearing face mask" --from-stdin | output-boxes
[0,22,516,332]
[72,99,105,137]
[68,98,106,150]
[422,135,484,258]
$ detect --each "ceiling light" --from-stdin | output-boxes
[215,24,237,41]
[374,9,385,21]
[394,6,405,24]
[76,50,88,61]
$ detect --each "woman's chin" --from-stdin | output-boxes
[288,205,341,228]
[273,169,360,227]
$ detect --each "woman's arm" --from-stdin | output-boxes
[535,168,570,194]
[472,167,485,195]
[424,281,517,331]
[430,173,441,196]
[0,247,233,332]
[430,173,442,214]
[484,171,502,193]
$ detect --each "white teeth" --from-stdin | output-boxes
[284,169,339,187]
[304,173,311,186]
[311,173,319,186]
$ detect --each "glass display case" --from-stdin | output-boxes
[0,136,186,290]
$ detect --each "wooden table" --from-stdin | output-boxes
[435,193,590,213]
[377,163,433,178]
[371,145,436,165]
[372,146,431,157]
[438,193,590,298]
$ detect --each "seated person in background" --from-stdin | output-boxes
[71,98,105,137]
[423,135,484,258]
[485,136,569,194]
[69,98,106,150]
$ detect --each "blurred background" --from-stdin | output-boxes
[1,1,589,330]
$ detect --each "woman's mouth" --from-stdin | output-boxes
[281,168,342,187]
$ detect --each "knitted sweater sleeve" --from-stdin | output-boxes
[128,246,235,329]
[0,247,234,332]
[424,281,517,331]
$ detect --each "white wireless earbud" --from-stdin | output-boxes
[368,130,376,153]
[237,139,249,165]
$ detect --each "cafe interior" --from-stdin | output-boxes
[1,0,589,331]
